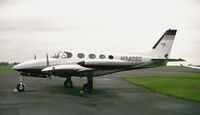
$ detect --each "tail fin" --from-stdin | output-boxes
[150,29,177,59]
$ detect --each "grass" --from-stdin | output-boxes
[123,73,200,102]
[0,66,14,71]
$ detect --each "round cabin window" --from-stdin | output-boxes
[89,54,96,59]
[99,54,106,59]
[77,53,85,58]
[109,55,114,59]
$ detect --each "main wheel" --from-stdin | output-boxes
[64,80,73,88]
[17,83,25,92]
[82,83,93,93]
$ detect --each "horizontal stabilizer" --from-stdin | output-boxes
[152,58,185,62]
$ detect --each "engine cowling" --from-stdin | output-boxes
[41,64,93,76]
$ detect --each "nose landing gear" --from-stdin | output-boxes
[16,76,25,92]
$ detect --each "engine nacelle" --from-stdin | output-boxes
[41,64,93,76]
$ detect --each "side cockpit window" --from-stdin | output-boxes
[52,51,73,59]
[62,52,73,58]
[51,52,61,58]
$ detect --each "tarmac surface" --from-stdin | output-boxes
[0,67,200,115]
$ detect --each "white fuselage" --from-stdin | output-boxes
[13,51,155,77]
[13,29,177,78]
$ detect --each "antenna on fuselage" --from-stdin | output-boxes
[34,53,36,60]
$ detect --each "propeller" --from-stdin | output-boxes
[45,52,51,79]
[34,53,36,60]
[46,52,49,67]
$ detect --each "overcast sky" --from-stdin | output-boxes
[0,0,199,65]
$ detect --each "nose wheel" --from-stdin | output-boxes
[16,76,25,92]
[17,82,25,92]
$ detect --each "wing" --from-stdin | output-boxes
[77,59,141,69]
[41,59,141,77]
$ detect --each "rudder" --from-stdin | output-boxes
[150,29,177,59]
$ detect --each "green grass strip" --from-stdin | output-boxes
[123,73,200,102]
[0,66,14,71]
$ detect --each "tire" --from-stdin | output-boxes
[82,84,93,93]
[17,83,25,92]
[64,80,73,88]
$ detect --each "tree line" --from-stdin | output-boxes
[0,62,20,66]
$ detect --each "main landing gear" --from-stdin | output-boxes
[16,76,25,92]
[64,76,94,93]
[64,77,73,88]
[82,77,93,93]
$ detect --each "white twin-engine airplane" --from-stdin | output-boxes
[13,29,184,93]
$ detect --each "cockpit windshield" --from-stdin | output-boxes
[51,51,62,58]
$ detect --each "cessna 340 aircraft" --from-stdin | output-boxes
[13,29,184,93]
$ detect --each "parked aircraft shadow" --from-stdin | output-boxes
[44,85,120,99]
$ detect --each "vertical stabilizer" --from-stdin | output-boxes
[150,29,177,59]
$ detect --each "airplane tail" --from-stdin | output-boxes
[150,29,177,59]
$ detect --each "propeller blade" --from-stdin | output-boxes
[46,52,49,67]
[34,53,36,60]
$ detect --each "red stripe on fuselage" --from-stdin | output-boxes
[52,69,78,76]
[15,69,43,74]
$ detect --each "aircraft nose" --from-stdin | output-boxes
[12,64,23,71]
[13,64,19,70]
[12,62,31,71]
